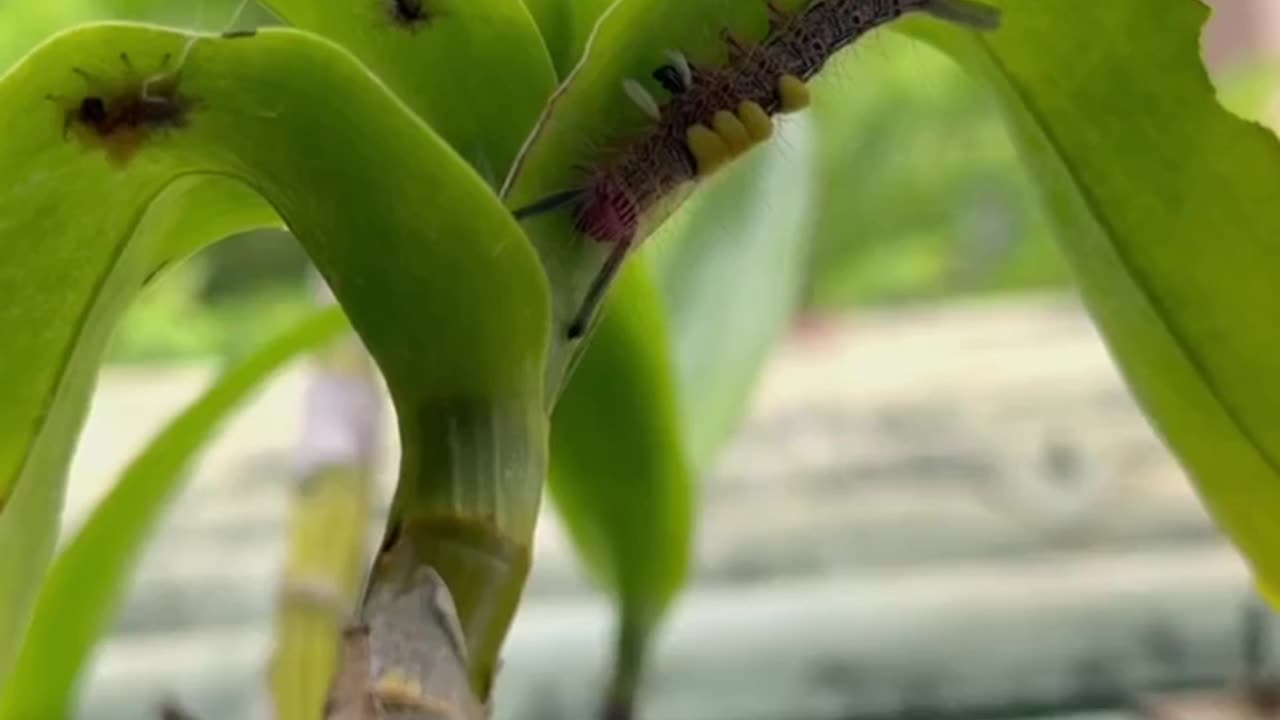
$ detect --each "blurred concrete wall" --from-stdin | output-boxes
[1204,0,1280,71]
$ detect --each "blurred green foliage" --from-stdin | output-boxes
[106,232,313,364]
[805,33,1071,308]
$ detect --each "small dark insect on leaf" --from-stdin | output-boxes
[221,28,258,39]
[49,52,196,164]
[389,0,431,27]
[78,96,108,128]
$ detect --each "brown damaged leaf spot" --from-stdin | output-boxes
[48,52,198,167]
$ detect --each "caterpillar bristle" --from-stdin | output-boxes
[666,49,693,90]
[623,78,662,121]
[918,0,1001,31]
[720,28,751,61]
[764,0,793,29]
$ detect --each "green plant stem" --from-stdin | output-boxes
[602,615,654,720]
[375,396,547,699]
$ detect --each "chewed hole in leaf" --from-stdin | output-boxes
[46,52,197,166]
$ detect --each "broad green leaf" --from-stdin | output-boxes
[260,0,557,185]
[548,258,691,713]
[907,1,1280,593]
[0,22,548,687]
[520,0,616,78]
[0,308,349,720]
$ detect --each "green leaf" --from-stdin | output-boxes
[548,258,691,713]
[0,22,548,686]
[260,0,558,185]
[0,308,349,720]
[907,0,1280,593]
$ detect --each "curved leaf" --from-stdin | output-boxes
[906,0,1280,592]
[260,0,557,185]
[0,308,349,720]
[0,22,548,685]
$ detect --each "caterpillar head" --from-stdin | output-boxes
[576,176,641,246]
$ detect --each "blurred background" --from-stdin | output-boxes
[21,0,1280,718]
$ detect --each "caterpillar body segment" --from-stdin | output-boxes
[776,74,811,114]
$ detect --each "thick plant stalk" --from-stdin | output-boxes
[374,396,547,700]
[284,282,534,718]
[274,281,503,719]
[602,615,653,720]
[328,551,487,720]
[314,263,547,712]
[326,393,546,717]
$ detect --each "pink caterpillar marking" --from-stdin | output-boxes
[517,0,1000,338]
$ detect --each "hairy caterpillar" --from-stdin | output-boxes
[512,0,1000,339]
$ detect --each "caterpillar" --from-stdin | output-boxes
[512,0,1001,339]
